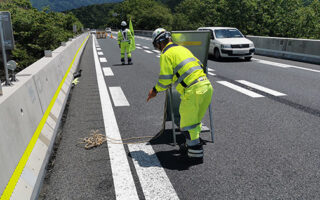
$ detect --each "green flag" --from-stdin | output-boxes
[129,18,136,51]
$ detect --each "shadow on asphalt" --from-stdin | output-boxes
[128,130,205,170]
[208,54,251,63]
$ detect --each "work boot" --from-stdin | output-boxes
[187,144,204,164]
[121,58,125,65]
[128,57,132,65]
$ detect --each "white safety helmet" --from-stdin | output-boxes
[152,28,171,48]
[121,21,127,27]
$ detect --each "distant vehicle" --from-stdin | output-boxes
[197,27,255,61]
[105,27,112,33]
[90,29,96,34]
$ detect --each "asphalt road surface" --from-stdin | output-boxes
[39,33,320,200]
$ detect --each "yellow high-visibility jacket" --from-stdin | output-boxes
[117,29,132,45]
[155,42,207,94]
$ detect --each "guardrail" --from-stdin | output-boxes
[133,30,320,64]
[0,32,89,199]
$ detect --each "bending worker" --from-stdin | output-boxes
[147,28,213,163]
[117,21,133,65]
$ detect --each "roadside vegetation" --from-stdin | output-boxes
[0,0,83,74]
[70,0,320,40]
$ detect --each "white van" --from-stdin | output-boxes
[197,27,255,61]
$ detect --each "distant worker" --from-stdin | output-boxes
[147,28,213,163]
[117,21,133,65]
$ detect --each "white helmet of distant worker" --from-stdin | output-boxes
[152,28,171,48]
[121,21,127,27]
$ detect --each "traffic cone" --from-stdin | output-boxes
[110,33,113,39]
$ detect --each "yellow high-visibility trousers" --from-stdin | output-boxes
[179,80,213,141]
[120,41,131,59]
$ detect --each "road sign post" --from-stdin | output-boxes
[163,31,214,144]
[0,11,15,86]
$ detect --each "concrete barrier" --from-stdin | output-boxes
[133,30,320,64]
[0,33,89,200]
[247,36,320,64]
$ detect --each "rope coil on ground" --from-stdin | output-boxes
[79,129,165,149]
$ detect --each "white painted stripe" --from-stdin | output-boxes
[152,50,160,53]
[253,58,320,73]
[136,46,142,49]
[237,80,286,96]
[97,48,102,50]
[143,46,150,49]
[156,55,160,58]
[208,68,215,72]
[103,67,114,76]
[92,36,139,200]
[144,50,153,54]
[128,143,179,200]
[252,58,291,68]
[290,66,320,73]
[208,72,216,76]
[98,51,104,56]
[136,43,141,46]
[217,81,264,98]
[100,57,107,63]
[109,87,130,107]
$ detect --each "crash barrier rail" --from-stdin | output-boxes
[0,32,89,199]
[247,36,320,64]
[134,30,320,64]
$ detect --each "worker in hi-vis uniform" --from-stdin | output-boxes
[118,21,133,65]
[147,28,213,163]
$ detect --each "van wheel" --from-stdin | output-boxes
[245,56,252,61]
[214,49,221,60]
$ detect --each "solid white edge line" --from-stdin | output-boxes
[128,143,179,200]
[102,67,114,76]
[253,58,320,73]
[109,87,130,107]
[236,80,286,96]
[92,35,139,200]
[217,81,264,98]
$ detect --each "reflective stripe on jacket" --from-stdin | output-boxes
[118,29,132,44]
[155,42,207,94]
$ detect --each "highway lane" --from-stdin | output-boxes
[42,34,320,199]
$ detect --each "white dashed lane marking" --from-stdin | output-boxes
[217,81,264,98]
[208,72,216,76]
[98,51,104,56]
[128,143,180,200]
[103,67,114,76]
[109,87,130,107]
[100,57,107,63]
[208,68,215,72]
[136,46,142,49]
[143,46,150,49]
[144,50,153,54]
[236,80,286,96]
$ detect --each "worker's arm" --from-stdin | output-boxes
[154,54,173,92]
[147,54,173,102]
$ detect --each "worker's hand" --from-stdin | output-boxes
[147,88,157,102]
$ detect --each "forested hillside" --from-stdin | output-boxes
[0,0,83,71]
[30,0,122,12]
[70,0,320,39]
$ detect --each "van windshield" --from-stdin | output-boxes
[214,29,243,38]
